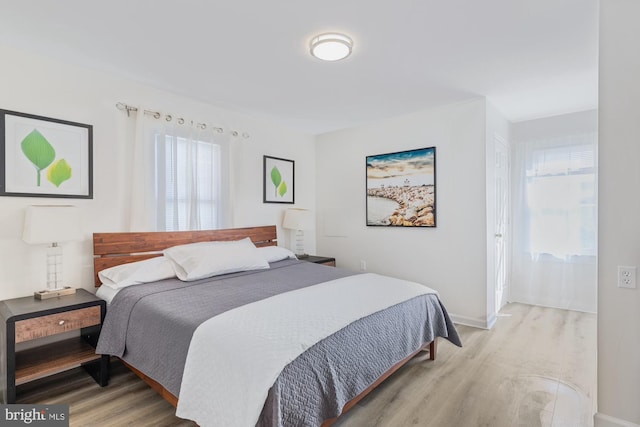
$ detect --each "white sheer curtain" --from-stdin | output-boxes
[511,133,597,312]
[128,108,232,231]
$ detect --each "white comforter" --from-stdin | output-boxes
[175,273,436,427]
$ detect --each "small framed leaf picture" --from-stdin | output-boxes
[0,109,92,199]
[263,155,294,204]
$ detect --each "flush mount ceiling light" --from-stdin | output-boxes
[309,33,353,61]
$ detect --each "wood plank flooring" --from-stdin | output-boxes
[16,303,596,427]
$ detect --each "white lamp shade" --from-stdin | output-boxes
[282,208,314,231]
[23,205,83,244]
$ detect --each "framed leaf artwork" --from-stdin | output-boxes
[0,109,93,199]
[263,155,294,204]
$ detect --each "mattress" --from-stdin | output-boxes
[96,259,461,426]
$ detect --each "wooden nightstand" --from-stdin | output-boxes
[0,288,109,403]
[299,255,336,267]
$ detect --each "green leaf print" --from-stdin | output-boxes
[21,129,55,186]
[47,159,73,187]
[271,166,282,197]
[278,181,287,197]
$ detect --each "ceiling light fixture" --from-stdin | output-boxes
[309,33,353,62]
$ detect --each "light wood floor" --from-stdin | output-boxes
[17,303,596,427]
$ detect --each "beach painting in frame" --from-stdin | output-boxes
[366,147,436,227]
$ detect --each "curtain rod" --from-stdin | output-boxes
[115,102,249,138]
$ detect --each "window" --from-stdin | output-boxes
[154,134,222,231]
[525,142,597,257]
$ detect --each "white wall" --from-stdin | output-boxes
[0,43,316,301]
[230,112,317,252]
[316,98,492,327]
[596,1,640,426]
[512,110,598,141]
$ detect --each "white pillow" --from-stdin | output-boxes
[257,246,297,263]
[99,256,176,290]
[163,237,270,281]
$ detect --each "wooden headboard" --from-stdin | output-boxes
[93,225,278,287]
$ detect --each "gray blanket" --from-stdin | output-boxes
[96,260,461,426]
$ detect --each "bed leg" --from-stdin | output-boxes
[429,339,437,360]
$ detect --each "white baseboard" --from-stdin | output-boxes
[485,312,497,330]
[508,296,597,314]
[450,314,493,330]
[595,413,640,427]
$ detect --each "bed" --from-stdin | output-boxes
[93,225,461,427]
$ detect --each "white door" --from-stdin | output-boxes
[494,136,510,311]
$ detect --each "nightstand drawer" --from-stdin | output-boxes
[15,306,101,343]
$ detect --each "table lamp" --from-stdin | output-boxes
[282,208,313,258]
[23,205,82,299]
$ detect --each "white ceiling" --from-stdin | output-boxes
[0,1,598,135]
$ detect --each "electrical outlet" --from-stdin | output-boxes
[618,266,637,289]
[360,260,367,271]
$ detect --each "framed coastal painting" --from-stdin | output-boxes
[366,147,436,227]
[0,109,93,198]
[263,155,294,204]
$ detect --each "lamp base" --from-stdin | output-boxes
[34,287,76,300]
